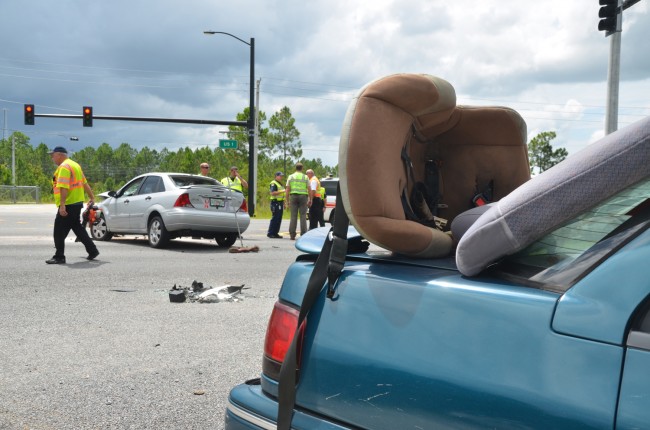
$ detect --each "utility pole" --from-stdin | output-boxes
[605,27,621,134]
[599,0,643,134]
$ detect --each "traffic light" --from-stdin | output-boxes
[599,0,621,34]
[24,104,35,125]
[82,106,93,127]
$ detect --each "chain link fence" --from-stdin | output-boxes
[0,186,41,203]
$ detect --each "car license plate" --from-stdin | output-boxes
[209,198,225,208]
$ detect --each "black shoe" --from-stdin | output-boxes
[273,234,283,239]
[267,234,283,239]
[87,250,100,261]
[46,256,66,264]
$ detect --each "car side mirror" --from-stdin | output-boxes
[108,191,117,197]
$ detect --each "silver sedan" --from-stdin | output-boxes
[91,173,250,248]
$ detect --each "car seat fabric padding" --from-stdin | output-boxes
[339,74,457,257]
[456,115,650,276]
[339,73,530,258]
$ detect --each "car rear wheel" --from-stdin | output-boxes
[215,233,238,248]
[91,216,113,241]
[148,215,170,248]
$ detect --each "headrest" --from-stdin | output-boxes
[338,73,530,258]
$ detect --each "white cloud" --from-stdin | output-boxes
[1,0,649,169]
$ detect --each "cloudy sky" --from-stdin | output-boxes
[1,0,649,168]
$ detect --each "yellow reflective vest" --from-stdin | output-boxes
[287,172,309,195]
[270,179,285,201]
[53,159,87,206]
[221,176,244,193]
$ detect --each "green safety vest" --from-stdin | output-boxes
[270,179,285,201]
[53,159,87,206]
[221,176,243,193]
[287,172,309,195]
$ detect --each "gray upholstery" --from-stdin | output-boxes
[456,116,650,276]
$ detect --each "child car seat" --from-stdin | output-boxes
[338,73,531,258]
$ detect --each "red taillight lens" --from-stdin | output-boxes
[173,193,193,208]
[240,198,248,213]
[263,301,303,380]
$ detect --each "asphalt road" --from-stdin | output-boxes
[0,204,304,430]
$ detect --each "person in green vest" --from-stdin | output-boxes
[267,171,285,239]
[318,185,327,227]
[285,163,309,240]
[46,146,100,264]
[221,166,248,193]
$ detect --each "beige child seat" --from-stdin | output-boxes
[338,73,531,258]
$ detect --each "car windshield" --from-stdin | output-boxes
[498,176,650,292]
[171,175,220,187]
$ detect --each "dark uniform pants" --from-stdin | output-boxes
[53,203,98,258]
[268,200,284,236]
[309,197,324,230]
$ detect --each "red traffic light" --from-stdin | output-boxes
[82,106,93,127]
[24,104,35,125]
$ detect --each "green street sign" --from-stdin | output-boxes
[219,139,238,149]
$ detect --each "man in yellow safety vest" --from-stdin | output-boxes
[285,163,309,240]
[221,166,248,193]
[46,146,100,264]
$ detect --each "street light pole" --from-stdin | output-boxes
[203,31,256,217]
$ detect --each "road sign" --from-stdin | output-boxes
[219,139,238,149]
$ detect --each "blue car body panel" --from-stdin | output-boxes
[227,223,650,429]
[554,229,650,344]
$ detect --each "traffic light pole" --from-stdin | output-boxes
[605,30,621,134]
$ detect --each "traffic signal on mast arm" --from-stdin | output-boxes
[598,0,621,34]
[24,104,35,125]
[82,106,93,127]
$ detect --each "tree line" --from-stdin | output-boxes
[1,102,567,206]
[0,106,337,211]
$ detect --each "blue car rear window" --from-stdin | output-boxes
[497,176,650,292]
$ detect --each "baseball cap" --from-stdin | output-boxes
[48,146,68,154]
[275,171,284,176]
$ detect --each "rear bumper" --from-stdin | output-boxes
[164,209,250,233]
[225,379,351,430]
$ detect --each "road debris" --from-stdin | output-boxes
[169,280,249,303]
[228,245,260,253]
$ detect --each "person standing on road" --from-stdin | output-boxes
[285,163,309,240]
[221,166,248,193]
[306,169,323,230]
[319,184,327,227]
[198,162,211,176]
[267,171,285,239]
[46,146,100,264]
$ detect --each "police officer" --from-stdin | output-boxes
[267,171,285,239]
[285,163,309,240]
[46,146,100,264]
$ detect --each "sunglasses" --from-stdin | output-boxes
[201,166,209,169]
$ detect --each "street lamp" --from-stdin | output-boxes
[203,30,256,217]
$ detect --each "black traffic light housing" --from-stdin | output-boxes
[599,0,621,34]
[82,106,93,127]
[24,104,35,125]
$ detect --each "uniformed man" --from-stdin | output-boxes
[306,169,323,230]
[46,146,100,264]
[285,163,309,240]
[267,171,285,239]
[221,166,248,192]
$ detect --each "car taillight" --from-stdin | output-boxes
[239,198,248,213]
[173,193,194,208]
[262,301,303,381]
